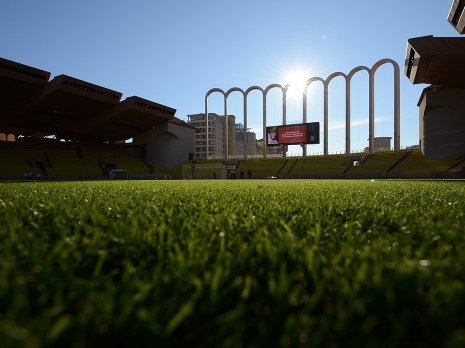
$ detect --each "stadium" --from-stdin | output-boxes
[1,1,465,347]
[1,55,464,181]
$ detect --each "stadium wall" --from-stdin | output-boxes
[418,87,465,159]
[133,121,194,167]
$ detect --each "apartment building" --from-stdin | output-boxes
[187,113,256,159]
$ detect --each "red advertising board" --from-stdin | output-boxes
[266,122,320,146]
[278,124,307,144]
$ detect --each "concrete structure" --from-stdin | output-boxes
[205,58,400,159]
[133,118,195,167]
[0,57,50,122]
[0,56,193,167]
[405,2,465,158]
[417,87,465,158]
[405,36,465,87]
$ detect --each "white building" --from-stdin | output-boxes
[187,113,256,159]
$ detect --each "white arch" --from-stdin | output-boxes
[204,58,400,159]
[303,77,325,156]
[347,66,371,154]
[205,87,265,160]
[369,59,401,153]
[244,86,264,159]
[325,72,348,156]
[264,84,286,158]
[205,88,226,159]
[300,60,400,155]
[7,134,15,142]
[225,87,245,160]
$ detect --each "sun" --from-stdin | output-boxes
[284,69,310,99]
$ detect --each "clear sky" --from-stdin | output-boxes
[0,0,459,155]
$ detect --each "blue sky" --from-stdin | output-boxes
[0,0,459,154]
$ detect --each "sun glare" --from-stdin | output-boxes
[285,70,310,99]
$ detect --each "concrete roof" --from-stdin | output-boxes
[448,0,465,34]
[405,36,465,87]
[0,57,176,141]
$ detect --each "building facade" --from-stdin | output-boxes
[256,139,284,157]
[364,137,392,153]
[234,123,257,157]
[187,113,257,159]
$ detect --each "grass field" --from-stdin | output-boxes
[1,180,465,347]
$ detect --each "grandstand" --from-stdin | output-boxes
[287,154,352,179]
[348,151,409,178]
[0,57,194,180]
[236,158,286,179]
[390,150,464,178]
[173,150,465,180]
[2,138,465,182]
[0,140,152,180]
[2,56,465,181]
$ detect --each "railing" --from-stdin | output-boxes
[201,145,419,159]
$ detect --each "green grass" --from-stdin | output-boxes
[1,180,465,347]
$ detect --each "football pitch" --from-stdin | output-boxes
[1,180,465,347]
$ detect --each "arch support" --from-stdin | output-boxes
[204,58,401,159]
[324,72,348,156]
[303,77,325,156]
[225,87,245,160]
[205,88,227,159]
[245,86,264,160]
[347,66,371,155]
[370,59,401,152]
[263,84,286,158]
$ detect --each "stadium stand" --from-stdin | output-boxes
[347,151,410,178]
[286,154,351,179]
[445,157,465,175]
[42,142,101,179]
[81,144,150,176]
[0,141,43,179]
[0,140,151,180]
[182,159,227,179]
[236,158,286,178]
[152,165,183,179]
[150,151,465,180]
[390,150,464,178]
[2,137,465,180]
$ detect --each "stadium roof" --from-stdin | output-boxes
[0,57,50,118]
[0,57,178,141]
[404,36,465,87]
[448,0,465,34]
